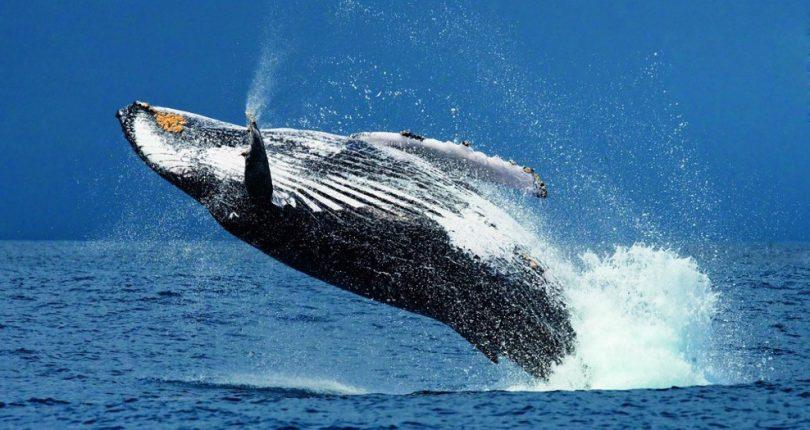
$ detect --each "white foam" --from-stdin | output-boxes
[506,244,718,391]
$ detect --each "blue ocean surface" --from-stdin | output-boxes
[1,241,807,428]
[1,0,806,428]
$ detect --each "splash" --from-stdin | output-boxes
[462,185,722,390]
[509,244,719,391]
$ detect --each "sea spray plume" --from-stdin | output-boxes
[246,43,280,124]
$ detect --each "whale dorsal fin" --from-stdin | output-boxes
[351,132,548,198]
[243,120,274,203]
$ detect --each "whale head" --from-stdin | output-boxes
[116,101,260,226]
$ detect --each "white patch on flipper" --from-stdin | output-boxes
[354,132,545,197]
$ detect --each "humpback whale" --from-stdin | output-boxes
[116,101,574,378]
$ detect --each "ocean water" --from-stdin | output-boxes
[1,240,807,428]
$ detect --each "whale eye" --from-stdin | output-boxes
[154,112,187,133]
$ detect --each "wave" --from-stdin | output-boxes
[156,373,368,396]
[506,244,718,391]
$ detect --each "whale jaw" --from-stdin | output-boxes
[116,102,249,204]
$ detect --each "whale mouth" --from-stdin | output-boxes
[117,102,192,178]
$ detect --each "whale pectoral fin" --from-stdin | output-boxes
[243,120,274,202]
[352,132,548,198]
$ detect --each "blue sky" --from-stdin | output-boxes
[0,1,806,242]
